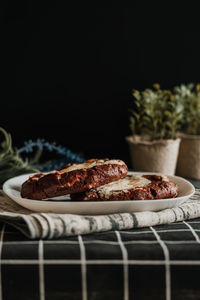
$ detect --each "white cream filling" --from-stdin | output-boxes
[95,175,151,199]
[59,159,125,173]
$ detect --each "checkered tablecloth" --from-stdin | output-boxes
[0,218,200,300]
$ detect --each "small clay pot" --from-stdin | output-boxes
[176,133,200,179]
[126,135,181,175]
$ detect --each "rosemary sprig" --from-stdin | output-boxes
[0,128,38,186]
[130,84,184,140]
[174,83,200,135]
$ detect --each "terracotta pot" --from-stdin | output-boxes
[126,135,181,175]
[176,133,200,179]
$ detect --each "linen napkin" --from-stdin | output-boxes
[0,189,200,239]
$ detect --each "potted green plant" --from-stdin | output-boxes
[175,84,200,179]
[126,84,183,175]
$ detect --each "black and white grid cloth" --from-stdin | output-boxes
[0,218,200,300]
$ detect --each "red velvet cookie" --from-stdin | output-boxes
[71,174,178,201]
[21,158,128,200]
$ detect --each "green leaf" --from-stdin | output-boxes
[0,128,38,186]
[129,84,185,139]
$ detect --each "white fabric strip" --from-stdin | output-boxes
[21,215,37,239]
[183,221,200,243]
[78,235,87,300]
[150,226,171,300]
[188,221,200,224]
[171,221,200,224]
[118,229,200,234]
[41,214,55,239]
[32,215,49,239]
[39,240,45,300]
[0,259,200,265]
[115,231,129,300]
[0,225,5,300]
[1,240,200,245]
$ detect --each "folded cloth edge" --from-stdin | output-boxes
[0,190,199,239]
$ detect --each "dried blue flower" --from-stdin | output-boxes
[18,139,85,171]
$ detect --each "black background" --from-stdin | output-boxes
[2,2,200,166]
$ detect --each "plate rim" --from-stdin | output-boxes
[3,172,195,205]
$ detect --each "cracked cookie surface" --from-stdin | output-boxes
[21,158,128,200]
[71,174,178,201]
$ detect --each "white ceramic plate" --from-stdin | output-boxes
[3,172,195,215]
